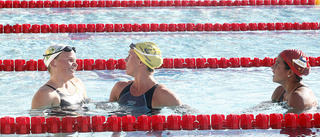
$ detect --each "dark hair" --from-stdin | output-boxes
[136,54,154,72]
[147,66,154,72]
[283,60,302,82]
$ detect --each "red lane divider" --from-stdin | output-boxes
[0,0,317,8]
[0,22,319,33]
[0,57,319,71]
[0,113,318,134]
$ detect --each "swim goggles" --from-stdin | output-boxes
[129,43,160,57]
[43,46,76,57]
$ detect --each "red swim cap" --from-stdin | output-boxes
[280,49,310,77]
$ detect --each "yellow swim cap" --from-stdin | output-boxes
[130,42,163,69]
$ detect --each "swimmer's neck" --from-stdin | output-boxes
[131,73,157,93]
[47,76,73,89]
[281,81,303,94]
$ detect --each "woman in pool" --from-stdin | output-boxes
[31,43,88,109]
[109,42,182,111]
[271,49,317,113]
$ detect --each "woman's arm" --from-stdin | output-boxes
[271,86,284,102]
[152,84,182,107]
[31,87,59,109]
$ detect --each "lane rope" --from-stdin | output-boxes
[0,22,319,33]
[0,0,318,8]
[0,57,319,71]
[0,113,318,134]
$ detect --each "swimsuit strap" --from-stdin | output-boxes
[118,82,158,109]
[278,90,286,102]
[44,80,79,94]
[278,85,306,102]
[145,84,159,109]
[69,80,80,94]
[119,82,134,99]
[293,85,306,92]
[45,84,57,90]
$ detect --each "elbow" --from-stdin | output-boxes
[290,103,308,111]
[177,100,183,106]
[109,98,117,102]
[171,99,182,106]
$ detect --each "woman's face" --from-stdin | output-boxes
[53,51,78,79]
[271,55,289,84]
[124,49,140,77]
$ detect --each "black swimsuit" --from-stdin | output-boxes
[45,82,86,108]
[278,85,306,102]
[118,82,158,110]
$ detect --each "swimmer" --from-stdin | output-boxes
[109,42,182,110]
[271,49,317,113]
[31,43,88,109]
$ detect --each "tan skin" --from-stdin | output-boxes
[109,49,182,108]
[31,51,88,109]
[271,55,317,111]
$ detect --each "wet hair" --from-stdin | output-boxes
[283,60,302,82]
[147,66,154,72]
[136,54,154,72]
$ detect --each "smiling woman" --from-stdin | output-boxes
[31,43,89,111]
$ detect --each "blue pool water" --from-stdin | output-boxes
[0,5,320,136]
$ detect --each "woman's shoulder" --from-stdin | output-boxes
[109,80,133,102]
[70,78,86,88]
[32,85,60,109]
[116,80,133,86]
[71,77,84,84]
[292,85,313,96]
[275,85,284,92]
[152,83,182,107]
[37,85,57,94]
[289,85,317,108]
[33,85,59,101]
[155,84,170,92]
[155,84,180,99]
[271,85,285,101]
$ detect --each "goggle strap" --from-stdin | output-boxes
[43,50,63,57]
[43,46,75,57]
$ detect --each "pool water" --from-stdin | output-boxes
[0,4,320,136]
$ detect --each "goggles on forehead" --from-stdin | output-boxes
[129,43,160,57]
[43,46,76,57]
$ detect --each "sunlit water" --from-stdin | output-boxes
[0,5,320,136]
